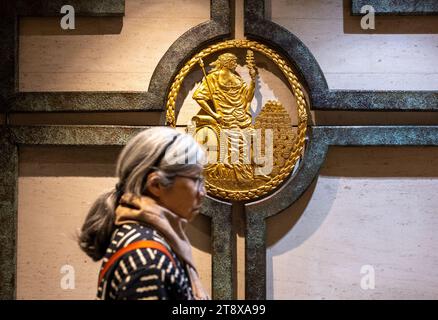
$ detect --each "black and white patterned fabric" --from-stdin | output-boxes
[97,223,194,300]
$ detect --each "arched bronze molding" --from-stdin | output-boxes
[244,0,438,111]
[4,0,233,112]
[141,0,233,114]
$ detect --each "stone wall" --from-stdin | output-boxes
[14,0,438,299]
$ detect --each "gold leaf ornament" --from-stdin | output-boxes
[166,40,308,201]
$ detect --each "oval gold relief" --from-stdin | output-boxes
[166,40,308,201]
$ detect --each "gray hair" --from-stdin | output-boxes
[79,127,206,261]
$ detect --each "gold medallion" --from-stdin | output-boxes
[166,40,308,201]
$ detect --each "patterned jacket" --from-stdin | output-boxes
[97,223,194,300]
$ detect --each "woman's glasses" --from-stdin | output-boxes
[148,165,205,192]
[174,174,205,191]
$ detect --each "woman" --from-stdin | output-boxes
[78,127,209,300]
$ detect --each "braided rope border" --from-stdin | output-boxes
[166,39,308,201]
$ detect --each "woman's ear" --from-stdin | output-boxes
[145,172,162,198]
